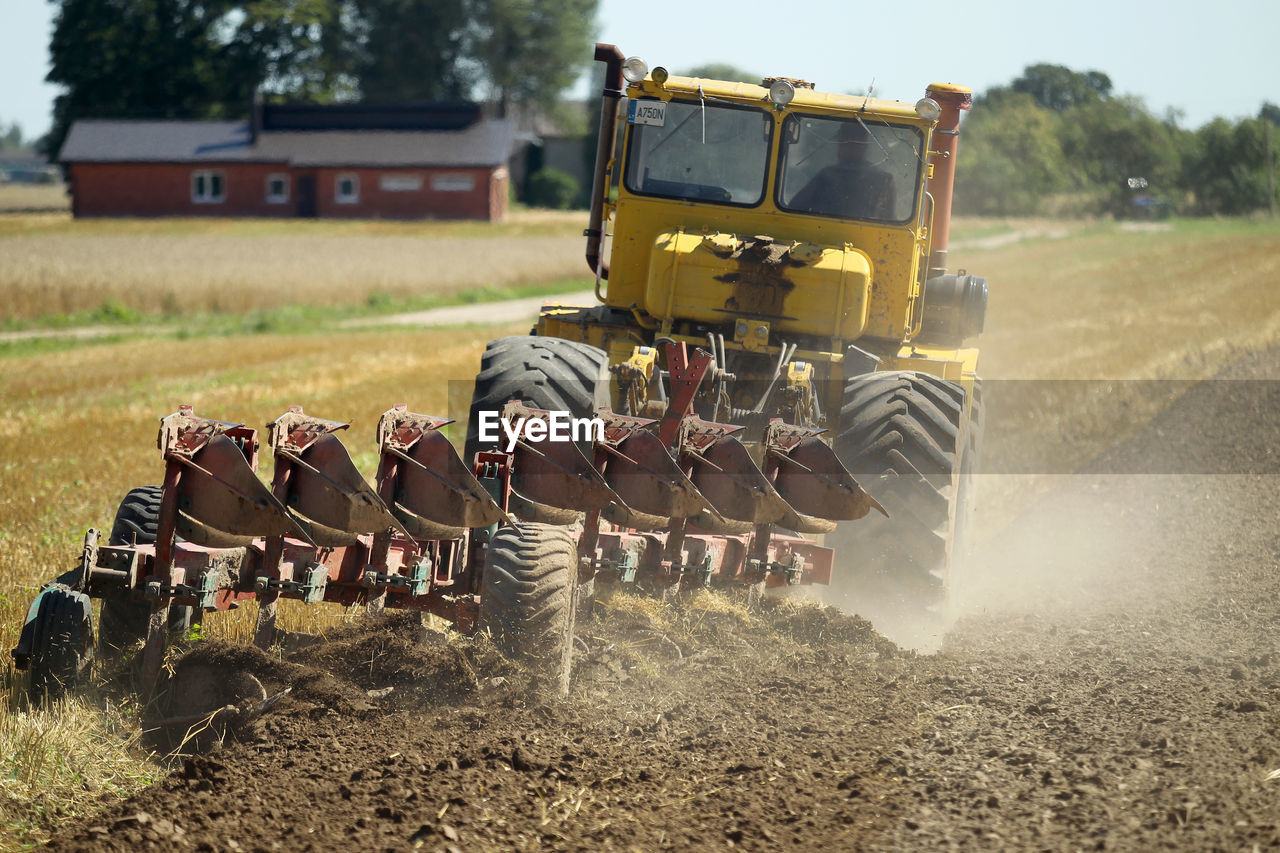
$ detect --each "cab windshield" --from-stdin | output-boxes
[624,99,773,206]
[776,115,923,224]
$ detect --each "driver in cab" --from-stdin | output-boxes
[786,121,896,221]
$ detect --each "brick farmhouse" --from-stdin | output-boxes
[58,102,516,221]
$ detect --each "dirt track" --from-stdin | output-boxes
[46,345,1278,850]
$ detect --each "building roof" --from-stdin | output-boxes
[253,122,516,167]
[60,121,255,163]
[260,101,482,132]
[59,117,517,168]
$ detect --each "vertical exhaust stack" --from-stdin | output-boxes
[924,83,972,277]
[585,43,625,280]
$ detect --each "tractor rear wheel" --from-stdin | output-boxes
[479,523,579,679]
[464,336,610,464]
[830,371,973,645]
[28,587,94,704]
[98,485,192,654]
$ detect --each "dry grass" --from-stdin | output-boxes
[956,217,1280,381]
[0,321,524,847]
[0,696,156,845]
[0,183,69,214]
[0,211,589,322]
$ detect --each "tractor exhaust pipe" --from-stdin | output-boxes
[924,83,972,277]
[585,43,624,281]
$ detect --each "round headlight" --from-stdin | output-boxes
[651,66,669,85]
[915,97,942,121]
[622,56,649,83]
[769,79,795,107]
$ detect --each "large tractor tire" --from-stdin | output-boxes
[98,485,192,654]
[830,371,975,645]
[464,336,610,523]
[26,587,95,704]
[479,523,579,679]
[464,336,610,463]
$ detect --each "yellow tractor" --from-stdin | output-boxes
[467,45,987,627]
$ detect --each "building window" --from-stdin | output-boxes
[431,173,476,192]
[380,174,423,192]
[335,173,359,204]
[192,170,225,203]
[266,173,289,204]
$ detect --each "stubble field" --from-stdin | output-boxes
[0,211,1276,848]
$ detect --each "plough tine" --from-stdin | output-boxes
[772,434,887,521]
[279,433,409,546]
[511,437,623,514]
[172,433,308,546]
[385,429,510,538]
[602,430,714,521]
[687,435,790,526]
[493,400,626,515]
[762,421,887,522]
[268,408,407,546]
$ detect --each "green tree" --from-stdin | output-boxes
[1008,63,1111,112]
[239,0,363,101]
[955,91,1068,215]
[1183,118,1273,214]
[471,0,598,116]
[0,121,24,152]
[526,167,579,209]
[351,0,478,101]
[44,0,355,158]
[1061,95,1182,214]
[349,0,597,114]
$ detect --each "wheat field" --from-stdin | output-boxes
[0,210,589,323]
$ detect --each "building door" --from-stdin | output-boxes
[296,174,317,217]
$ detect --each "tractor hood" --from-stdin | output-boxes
[643,230,873,343]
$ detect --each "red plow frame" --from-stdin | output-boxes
[13,342,882,703]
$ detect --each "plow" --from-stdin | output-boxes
[13,341,881,710]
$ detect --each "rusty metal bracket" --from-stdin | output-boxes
[747,552,806,585]
[254,563,328,604]
[361,557,432,597]
[588,549,639,584]
[144,570,220,611]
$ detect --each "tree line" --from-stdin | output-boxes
[36,9,1280,218]
[42,0,597,158]
[955,64,1279,217]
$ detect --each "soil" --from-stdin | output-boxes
[49,348,1279,851]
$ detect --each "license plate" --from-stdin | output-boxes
[627,100,667,127]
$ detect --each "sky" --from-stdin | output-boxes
[2,0,1276,141]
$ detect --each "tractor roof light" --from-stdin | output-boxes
[651,66,669,85]
[915,97,942,121]
[622,56,649,83]
[769,79,795,108]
